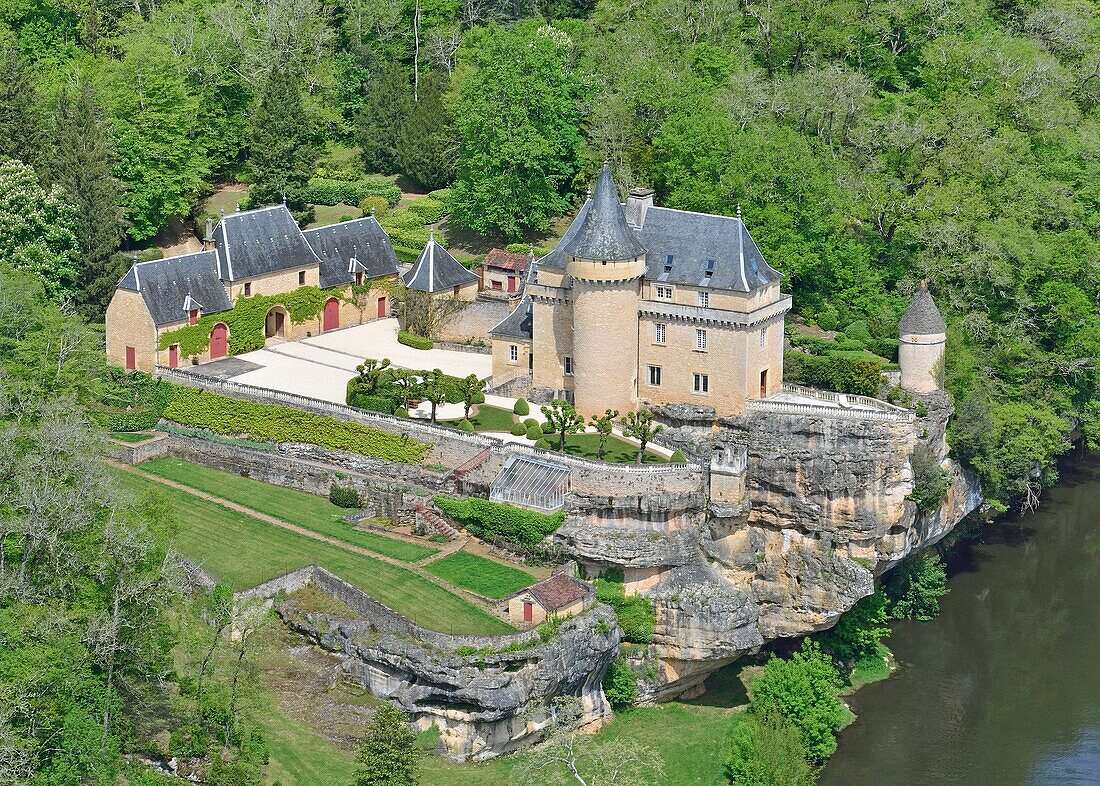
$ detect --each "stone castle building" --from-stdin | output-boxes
[491,163,792,416]
[105,205,399,371]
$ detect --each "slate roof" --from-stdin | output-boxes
[489,295,532,340]
[519,574,589,612]
[899,284,946,335]
[402,236,478,293]
[210,205,323,282]
[562,162,647,261]
[303,217,399,288]
[483,248,530,272]
[117,251,233,326]
[540,184,780,294]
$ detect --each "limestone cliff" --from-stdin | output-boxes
[551,394,981,702]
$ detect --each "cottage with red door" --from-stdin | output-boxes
[105,205,401,372]
[480,247,531,296]
[507,573,592,627]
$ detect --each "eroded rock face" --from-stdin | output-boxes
[277,602,621,761]
[554,395,981,702]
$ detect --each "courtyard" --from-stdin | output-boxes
[190,318,493,404]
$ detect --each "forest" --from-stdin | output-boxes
[1,0,1099,782]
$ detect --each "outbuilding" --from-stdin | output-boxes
[507,573,592,626]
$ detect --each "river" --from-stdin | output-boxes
[821,452,1100,786]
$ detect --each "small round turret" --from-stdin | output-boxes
[899,282,946,393]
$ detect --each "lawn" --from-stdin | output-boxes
[137,457,437,563]
[543,433,667,464]
[111,431,156,443]
[423,551,535,599]
[112,469,511,634]
[442,405,516,433]
[308,203,363,228]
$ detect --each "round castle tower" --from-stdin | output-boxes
[899,282,946,393]
[563,162,648,417]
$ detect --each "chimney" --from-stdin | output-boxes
[203,218,214,250]
[626,187,654,228]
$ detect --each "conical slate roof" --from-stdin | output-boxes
[562,162,647,261]
[899,283,946,335]
[402,234,478,293]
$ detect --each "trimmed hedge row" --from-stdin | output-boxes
[300,177,401,207]
[398,330,433,350]
[432,496,563,549]
[406,197,448,224]
[164,388,430,464]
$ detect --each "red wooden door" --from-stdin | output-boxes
[168,345,179,368]
[323,297,340,331]
[210,324,228,359]
[507,276,516,293]
[125,346,136,370]
[376,296,387,318]
[523,601,533,623]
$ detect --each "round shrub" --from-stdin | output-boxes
[513,398,530,416]
[669,450,687,463]
[523,418,539,429]
[541,422,556,436]
[394,408,409,418]
[458,419,475,432]
[534,438,551,449]
[358,195,389,217]
[472,390,486,405]
[510,422,527,436]
[329,485,360,508]
[525,424,543,440]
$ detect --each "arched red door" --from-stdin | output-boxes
[210,324,228,359]
[323,297,340,331]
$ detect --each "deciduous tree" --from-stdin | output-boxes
[541,399,585,452]
[352,703,420,786]
[619,409,663,464]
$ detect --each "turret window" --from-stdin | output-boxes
[760,327,767,347]
[695,329,708,351]
[564,356,574,376]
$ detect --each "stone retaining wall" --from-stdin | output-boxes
[107,433,170,464]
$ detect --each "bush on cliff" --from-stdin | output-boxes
[908,443,952,513]
[816,590,890,667]
[884,552,949,621]
[431,496,563,549]
[594,573,655,644]
[602,655,638,709]
[748,640,846,763]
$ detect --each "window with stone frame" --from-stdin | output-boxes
[647,365,662,386]
[760,326,767,347]
[655,285,673,300]
[655,323,666,344]
[564,356,574,375]
[693,373,709,394]
[696,328,708,351]
[698,291,709,308]
[509,344,518,363]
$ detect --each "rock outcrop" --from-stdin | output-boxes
[552,394,981,702]
[278,591,621,761]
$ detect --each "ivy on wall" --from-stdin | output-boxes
[158,285,347,356]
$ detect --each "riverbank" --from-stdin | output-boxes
[821,451,1100,785]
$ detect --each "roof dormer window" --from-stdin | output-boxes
[189,309,199,326]
[663,254,674,273]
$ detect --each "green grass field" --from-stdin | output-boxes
[445,405,516,433]
[113,469,511,634]
[549,433,667,464]
[308,203,363,228]
[110,431,156,443]
[138,458,437,562]
[423,551,535,599]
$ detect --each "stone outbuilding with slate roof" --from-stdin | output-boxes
[899,282,947,393]
[105,205,400,372]
[507,573,592,626]
[508,162,793,416]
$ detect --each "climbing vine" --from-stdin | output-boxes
[158,286,346,356]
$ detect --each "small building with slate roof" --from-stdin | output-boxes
[402,234,479,300]
[899,283,947,394]
[488,295,532,386]
[507,573,592,626]
[105,204,400,372]
[507,163,793,417]
[480,248,531,294]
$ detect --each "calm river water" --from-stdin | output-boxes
[821,452,1100,786]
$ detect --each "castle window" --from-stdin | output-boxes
[693,373,709,394]
[298,270,306,285]
[698,291,709,308]
[760,327,767,347]
[510,344,519,363]
[564,356,574,376]
[188,309,199,326]
[656,285,673,300]
[244,282,251,296]
[647,365,662,386]
[655,323,666,344]
[696,329,708,351]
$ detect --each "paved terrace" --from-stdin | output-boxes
[747,383,915,423]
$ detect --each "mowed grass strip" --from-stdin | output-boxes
[112,469,512,634]
[423,551,535,599]
[441,405,516,433]
[138,457,437,563]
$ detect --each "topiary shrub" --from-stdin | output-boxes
[394,407,409,418]
[458,419,475,432]
[540,421,556,435]
[669,450,686,462]
[472,390,486,406]
[513,398,530,416]
[510,422,527,436]
[525,424,543,440]
[398,330,433,350]
[329,485,360,508]
[358,195,389,217]
[523,418,539,429]
[535,438,551,449]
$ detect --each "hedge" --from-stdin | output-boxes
[300,177,401,207]
[398,330,433,350]
[406,197,448,224]
[159,286,345,357]
[163,388,431,464]
[784,350,886,397]
[432,496,563,549]
[96,370,178,432]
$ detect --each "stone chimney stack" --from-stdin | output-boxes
[625,187,655,228]
[203,218,214,250]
